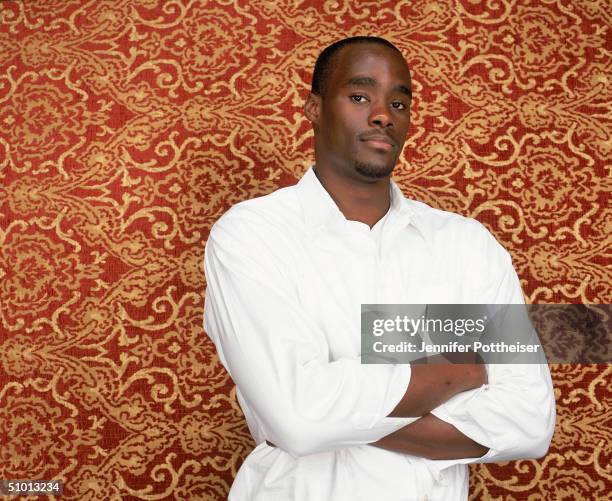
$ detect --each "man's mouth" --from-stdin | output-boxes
[359,133,395,151]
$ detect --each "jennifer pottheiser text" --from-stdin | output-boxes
[371,340,541,354]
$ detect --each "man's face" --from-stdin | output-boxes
[307,43,412,181]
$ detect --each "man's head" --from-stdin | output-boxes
[305,36,412,181]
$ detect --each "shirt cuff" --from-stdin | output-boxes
[429,384,498,465]
[355,364,415,439]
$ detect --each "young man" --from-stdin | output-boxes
[204,36,555,500]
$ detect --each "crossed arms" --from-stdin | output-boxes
[372,358,490,459]
[204,210,556,461]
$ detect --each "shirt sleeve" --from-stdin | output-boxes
[430,224,556,464]
[204,208,413,458]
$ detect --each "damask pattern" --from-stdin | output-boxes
[0,1,609,499]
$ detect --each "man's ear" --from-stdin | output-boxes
[304,92,321,125]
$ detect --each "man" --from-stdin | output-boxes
[204,36,555,500]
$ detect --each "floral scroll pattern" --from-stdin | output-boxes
[0,0,610,499]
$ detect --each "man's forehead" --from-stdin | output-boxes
[336,43,409,73]
[333,43,410,80]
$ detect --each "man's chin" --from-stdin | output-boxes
[354,161,395,179]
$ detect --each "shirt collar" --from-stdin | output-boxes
[296,166,416,231]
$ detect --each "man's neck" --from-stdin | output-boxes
[313,165,391,228]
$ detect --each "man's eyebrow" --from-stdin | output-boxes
[345,76,377,87]
[344,77,412,98]
[395,84,412,98]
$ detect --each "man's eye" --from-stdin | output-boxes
[350,95,367,103]
[392,101,407,110]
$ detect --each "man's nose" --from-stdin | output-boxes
[368,103,393,128]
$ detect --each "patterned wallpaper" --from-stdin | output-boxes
[0,0,610,499]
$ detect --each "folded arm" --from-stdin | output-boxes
[372,412,489,460]
[205,212,414,457]
[425,254,555,464]
[375,230,556,463]
[374,354,491,460]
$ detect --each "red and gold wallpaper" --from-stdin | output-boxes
[0,1,610,499]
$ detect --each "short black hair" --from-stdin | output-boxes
[311,36,402,96]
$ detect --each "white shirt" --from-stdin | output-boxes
[204,167,556,501]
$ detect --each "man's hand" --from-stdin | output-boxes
[388,355,487,417]
[372,413,489,460]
